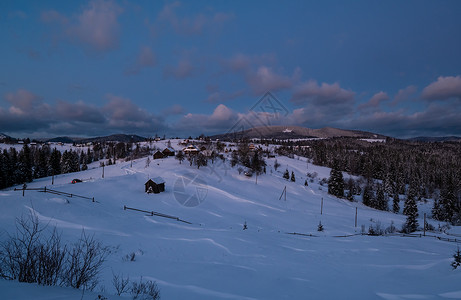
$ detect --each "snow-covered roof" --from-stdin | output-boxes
[163,147,175,152]
[151,177,165,184]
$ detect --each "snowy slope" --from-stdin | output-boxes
[1,142,460,299]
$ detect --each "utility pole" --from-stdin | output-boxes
[355,207,358,228]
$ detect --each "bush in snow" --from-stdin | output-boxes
[130,277,161,300]
[0,212,108,291]
[317,221,324,232]
[452,248,461,270]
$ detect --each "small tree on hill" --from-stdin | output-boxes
[175,151,185,164]
[290,171,295,182]
[452,247,461,269]
[274,160,281,171]
[283,169,289,180]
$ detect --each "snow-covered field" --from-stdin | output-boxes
[1,143,460,299]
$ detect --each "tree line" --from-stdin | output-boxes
[272,137,461,226]
[0,142,152,189]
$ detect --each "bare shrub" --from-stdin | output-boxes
[130,277,161,300]
[112,272,130,296]
[63,230,108,290]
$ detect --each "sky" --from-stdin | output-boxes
[1,0,461,139]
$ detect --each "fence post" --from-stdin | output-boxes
[124,205,126,210]
[321,197,323,215]
[92,197,95,202]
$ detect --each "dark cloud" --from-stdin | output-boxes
[1,90,167,137]
[421,76,461,100]
[55,100,105,123]
[344,103,461,138]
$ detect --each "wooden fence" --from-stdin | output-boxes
[14,187,95,202]
[123,205,192,224]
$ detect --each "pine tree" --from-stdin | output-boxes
[328,166,344,198]
[283,169,289,180]
[376,185,388,211]
[362,184,372,207]
[304,179,308,186]
[290,171,296,182]
[317,221,324,232]
[452,247,461,270]
[393,193,400,214]
[402,194,419,233]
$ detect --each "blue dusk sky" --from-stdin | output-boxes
[1,0,461,138]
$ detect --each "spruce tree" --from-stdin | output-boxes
[290,171,295,182]
[403,194,419,233]
[392,192,400,214]
[362,184,372,207]
[283,169,289,180]
[328,167,344,198]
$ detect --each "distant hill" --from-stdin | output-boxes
[211,125,388,140]
[0,133,15,142]
[45,134,146,144]
[406,136,461,142]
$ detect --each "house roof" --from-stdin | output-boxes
[163,147,175,152]
[152,177,165,184]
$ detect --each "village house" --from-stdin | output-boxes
[162,147,175,157]
[145,177,165,194]
[153,150,164,159]
[183,144,200,154]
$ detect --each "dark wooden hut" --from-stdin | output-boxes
[145,177,165,194]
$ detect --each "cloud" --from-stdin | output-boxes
[421,76,461,100]
[125,46,156,75]
[1,89,167,137]
[246,66,300,95]
[55,100,105,123]
[41,0,123,53]
[291,80,355,106]
[358,91,389,112]
[162,104,186,116]
[205,90,245,103]
[5,89,43,113]
[163,59,195,79]
[344,103,461,138]
[41,10,69,25]
[392,85,417,105]
[157,1,233,35]
[175,104,239,134]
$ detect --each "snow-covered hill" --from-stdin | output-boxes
[1,141,460,299]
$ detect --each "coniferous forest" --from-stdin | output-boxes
[272,138,461,225]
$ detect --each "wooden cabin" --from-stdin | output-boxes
[145,177,165,194]
[153,151,164,159]
[162,147,175,157]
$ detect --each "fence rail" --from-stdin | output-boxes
[14,187,95,202]
[123,205,192,224]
